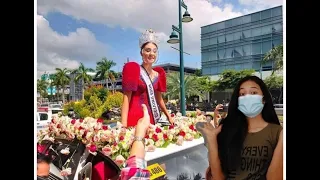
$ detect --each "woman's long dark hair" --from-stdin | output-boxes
[217,75,280,175]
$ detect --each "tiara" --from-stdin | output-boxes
[139,29,160,48]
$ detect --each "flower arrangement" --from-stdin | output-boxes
[37,113,205,176]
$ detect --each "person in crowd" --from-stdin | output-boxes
[199,76,283,180]
[37,153,51,180]
[121,29,173,127]
[120,104,152,179]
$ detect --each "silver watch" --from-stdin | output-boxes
[133,136,145,145]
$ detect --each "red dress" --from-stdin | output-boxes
[122,62,167,127]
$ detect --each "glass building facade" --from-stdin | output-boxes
[200,6,283,75]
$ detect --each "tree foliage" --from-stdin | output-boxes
[214,69,255,91]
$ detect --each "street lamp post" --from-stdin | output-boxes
[167,0,193,116]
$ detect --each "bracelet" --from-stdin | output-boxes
[133,136,145,146]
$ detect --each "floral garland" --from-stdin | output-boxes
[37,113,206,176]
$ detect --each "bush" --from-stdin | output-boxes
[104,92,123,110]
[84,85,109,102]
[62,91,124,119]
[85,95,105,118]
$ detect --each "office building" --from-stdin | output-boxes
[200,6,283,78]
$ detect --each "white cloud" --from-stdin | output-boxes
[37,15,107,78]
[37,0,243,55]
[239,0,283,12]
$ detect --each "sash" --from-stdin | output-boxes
[140,66,161,123]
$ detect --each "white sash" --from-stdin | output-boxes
[140,66,161,123]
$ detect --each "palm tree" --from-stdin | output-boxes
[37,79,49,100]
[108,70,118,93]
[166,72,203,100]
[95,57,117,91]
[54,68,71,103]
[72,63,95,100]
[262,44,283,74]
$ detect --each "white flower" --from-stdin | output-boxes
[43,135,54,142]
[147,139,155,146]
[60,147,70,155]
[155,140,165,147]
[60,167,72,176]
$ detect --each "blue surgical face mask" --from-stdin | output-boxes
[238,94,264,118]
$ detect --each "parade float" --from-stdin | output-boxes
[37,113,208,180]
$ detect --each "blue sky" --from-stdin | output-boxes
[37,0,283,78]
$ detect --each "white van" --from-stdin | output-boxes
[37,112,51,131]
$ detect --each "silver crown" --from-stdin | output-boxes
[139,29,160,48]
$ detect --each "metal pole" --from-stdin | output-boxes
[259,61,262,79]
[178,0,186,116]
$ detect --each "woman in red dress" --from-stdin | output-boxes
[121,29,174,127]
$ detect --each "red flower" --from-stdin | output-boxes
[152,134,158,141]
[163,134,168,140]
[89,144,97,152]
[155,127,162,133]
[119,136,124,141]
[102,125,108,130]
[179,131,186,137]
[97,118,103,123]
[57,124,61,128]
[171,113,175,117]
[79,119,83,123]
[71,119,76,124]
[169,125,174,129]
[113,142,118,146]
[82,131,88,138]
[189,125,195,131]
[145,134,149,139]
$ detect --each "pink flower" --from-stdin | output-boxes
[60,168,72,176]
[89,144,97,152]
[93,135,100,142]
[119,128,126,136]
[146,145,156,152]
[101,146,112,156]
[115,155,125,166]
[37,144,48,155]
[176,136,184,146]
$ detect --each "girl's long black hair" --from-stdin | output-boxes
[217,76,280,174]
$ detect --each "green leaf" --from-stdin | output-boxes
[194,134,200,139]
[160,140,171,148]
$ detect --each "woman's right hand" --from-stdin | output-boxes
[198,122,223,139]
[135,104,150,137]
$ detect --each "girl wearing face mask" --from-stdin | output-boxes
[121,29,174,127]
[198,76,283,180]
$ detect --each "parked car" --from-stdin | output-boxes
[37,112,51,131]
